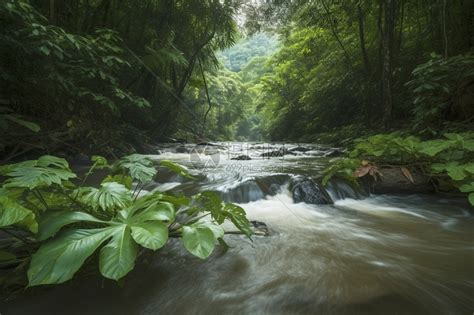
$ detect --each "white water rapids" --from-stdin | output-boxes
[4,143,474,314]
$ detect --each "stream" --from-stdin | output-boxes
[3,143,474,314]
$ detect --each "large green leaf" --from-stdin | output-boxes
[37,155,70,168]
[465,163,474,174]
[463,140,474,152]
[195,191,225,223]
[182,224,216,259]
[130,201,175,223]
[131,222,168,250]
[418,140,453,157]
[37,211,106,241]
[459,183,474,193]
[28,198,175,285]
[28,227,113,286]
[99,226,137,280]
[79,182,132,212]
[102,174,133,189]
[431,162,468,181]
[196,221,224,239]
[0,196,37,233]
[223,204,252,238]
[469,193,474,206]
[4,114,40,132]
[160,160,195,179]
[116,154,157,182]
[447,167,467,181]
[192,193,251,238]
[2,157,76,189]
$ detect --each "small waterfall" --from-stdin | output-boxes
[217,175,290,203]
[325,178,368,201]
[218,180,266,203]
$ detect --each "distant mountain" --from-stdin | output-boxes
[219,33,279,72]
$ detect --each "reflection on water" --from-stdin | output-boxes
[3,143,474,315]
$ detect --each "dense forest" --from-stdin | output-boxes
[1,0,473,156]
[1,1,474,313]
[217,0,474,142]
[1,0,242,158]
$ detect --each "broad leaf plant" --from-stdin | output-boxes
[0,154,252,287]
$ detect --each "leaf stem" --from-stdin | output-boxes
[133,187,143,201]
[33,189,48,210]
[181,213,211,226]
[169,212,212,233]
[58,188,89,212]
[1,228,32,244]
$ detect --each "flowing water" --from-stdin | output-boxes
[3,143,474,314]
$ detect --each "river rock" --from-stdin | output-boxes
[289,146,312,153]
[231,155,252,160]
[260,147,297,157]
[165,137,185,143]
[197,142,218,146]
[250,220,270,236]
[176,145,189,153]
[304,150,325,156]
[323,148,345,157]
[260,148,285,157]
[219,175,290,203]
[326,178,368,200]
[361,167,435,194]
[289,176,333,204]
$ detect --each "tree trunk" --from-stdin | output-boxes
[321,0,352,66]
[442,0,448,58]
[198,57,212,136]
[381,0,396,129]
[49,0,56,24]
[397,1,405,54]
[357,2,371,74]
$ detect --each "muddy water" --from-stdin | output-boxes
[3,143,474,314]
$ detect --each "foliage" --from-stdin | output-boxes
[323,132,474,206]
[406,53,474,133]
[0,196,37,233]
[0,154,252,288]
[0,0,242,158]
[219,33,279,72]
[114,154,157,183]
[0,1,153,158]
[77,182,132,213]
[0,156,76,190]
[185,66,251,140]
[234,0,474,141]
[0,107,40,134]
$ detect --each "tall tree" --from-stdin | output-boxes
[381,0,397,129]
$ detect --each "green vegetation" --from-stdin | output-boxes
[198,1,474,143]
[219,32,279,72]
[0,154,251,290]
[0,0,473,300]
[323,132,474,206]
[1,0,473,152]
[243,1,474,141]
[0,0,240,158]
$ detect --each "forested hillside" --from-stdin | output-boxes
[1,0,240,159]
[219,32,279,72]
[216,0,474,142]
[2,0,472,156]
